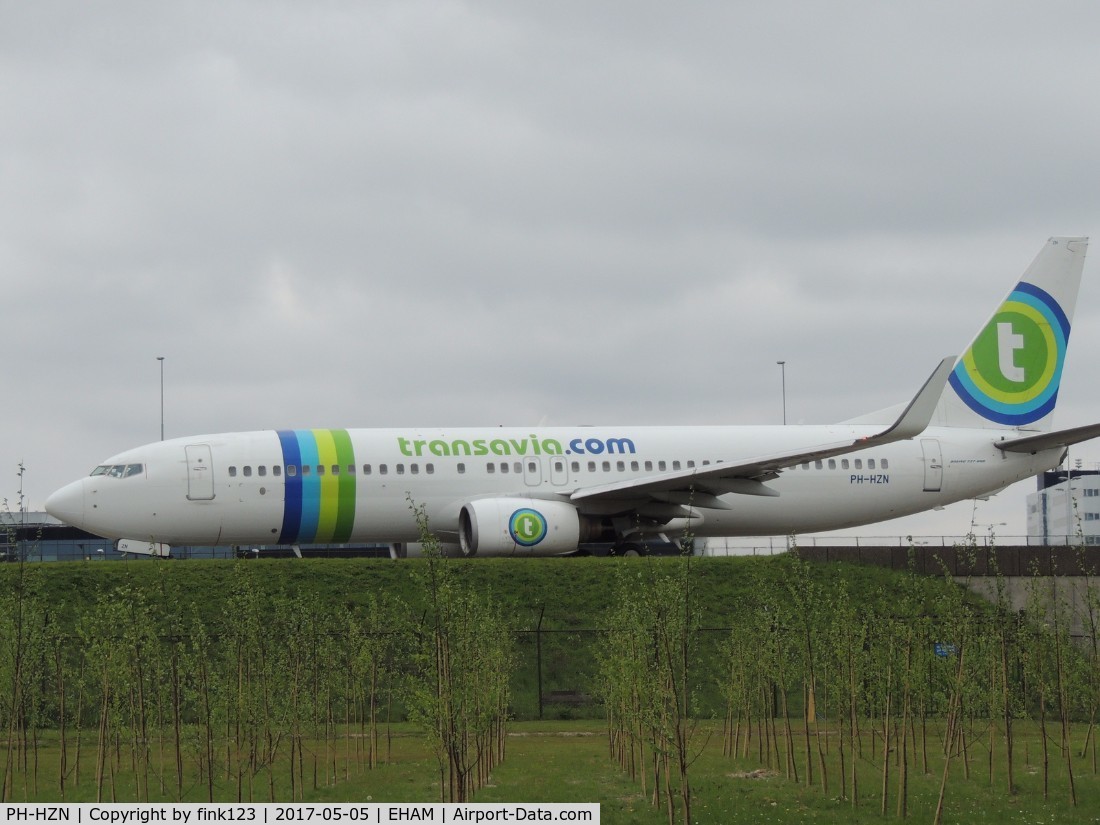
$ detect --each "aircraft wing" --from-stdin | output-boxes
[995,422,1100,455]
[569,357,955,510]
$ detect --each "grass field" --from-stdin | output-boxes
[1,553,1098,822]
[3,719,1098,824]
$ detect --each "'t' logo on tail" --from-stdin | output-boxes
[995,322,1026,382]
[949,282,1070,426]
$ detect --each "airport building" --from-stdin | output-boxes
[0,511,391,562]
[1025,469,1100,546]
[0,511,118,562]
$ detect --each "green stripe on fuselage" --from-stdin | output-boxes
[332,429,356,543]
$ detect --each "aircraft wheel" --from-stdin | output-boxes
[617,543,642,558]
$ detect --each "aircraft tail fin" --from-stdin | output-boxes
[938,236,1088,431]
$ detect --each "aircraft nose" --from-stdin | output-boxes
[45,480,85,528]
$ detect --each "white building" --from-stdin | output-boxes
[1026,469,1100,546]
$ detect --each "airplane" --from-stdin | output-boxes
[46,237,1100,558]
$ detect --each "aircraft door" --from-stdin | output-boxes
[185,445,216,501]
[523,457,542,487]
[550,455,569,486]
[921,438,943,493]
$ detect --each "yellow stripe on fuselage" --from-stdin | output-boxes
[314,428,340,542]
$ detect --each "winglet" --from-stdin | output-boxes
[869,356,956,442]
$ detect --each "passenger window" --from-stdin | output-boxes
[528,461,537,473]
[631,461,639,471]
[396,464,405,475]
[287,465,297,477]
[273,466,282,477]
[815,461,823,470]
[457,463,466,474]
[882,459,889,469]
[500,463,509,474]
[426,464,434,474]
[602,461,611,472]
[302,465,311,476]
[644,461,653,471]
[258,466,267,477]
[854,459,862,469]
[243,466,252,477]
[379,464,388,475]
[828,459,836,470]
[229,467,238,478]
[702,460,710,466]
[672,461,681,471]
[410,464,419,475]
[687,461,695,469]
[659,461,667,471]
[317,465,325,476]
[571,461,580,473]
[347,464,355,474]
[487,463,495,474]
[363,464,372,475]
[514,462,522,474]
[616,461,625,472]
[331,465,339,476]
[868,459,876,470]
[841,459,849,470]
[588,461,596,472]
[801,462,810,470]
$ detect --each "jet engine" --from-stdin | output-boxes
[458,498,585,557]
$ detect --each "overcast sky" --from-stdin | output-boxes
[4,1,1100,543]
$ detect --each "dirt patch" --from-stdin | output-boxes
[728,768,778,780]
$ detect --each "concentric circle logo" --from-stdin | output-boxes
[509,508,548,547]
[948,282,1070,425]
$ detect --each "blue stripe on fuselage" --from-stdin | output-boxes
[296,431,321,542]
[277,430,302,544]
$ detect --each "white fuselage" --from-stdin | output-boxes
[45,424,1061,551]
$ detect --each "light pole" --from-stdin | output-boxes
[157,356,165,441]
[777,361,787,425]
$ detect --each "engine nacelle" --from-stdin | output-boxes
[459,498,582,557]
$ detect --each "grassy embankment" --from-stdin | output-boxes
[0,554,1096,822]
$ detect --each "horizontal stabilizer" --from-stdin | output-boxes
[996,422,1100,454]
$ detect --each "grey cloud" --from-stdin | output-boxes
[3,1,1100,543]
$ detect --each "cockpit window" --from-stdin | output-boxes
[90,463,144,478]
